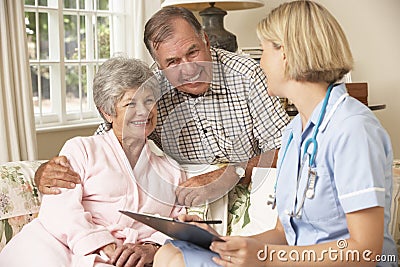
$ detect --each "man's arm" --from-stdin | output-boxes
[175,149,278,206]
[34,156,81,194]
[238,149,278,185]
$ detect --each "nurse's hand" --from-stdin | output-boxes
[210,236,265,267]
[34,156,81,194]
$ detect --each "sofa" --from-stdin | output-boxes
[0,160,45,251]
[0,160,271,251]
[1,159,400,261]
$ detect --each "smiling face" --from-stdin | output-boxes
[109,87,157,143]
[153,18,213,95]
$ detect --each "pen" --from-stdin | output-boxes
[193,220,222,224]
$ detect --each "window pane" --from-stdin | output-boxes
[25,12,37,60]
[63,0,76,9]
[97,16,110,59]
[66,65,80,113]
[98,0,109,10]
[41,66,51,114]
[31,65,39,113]
[25,0,35,5]
[81,66,88,112]
[26,0,120,126]
[80,15,86,60]
[47,0,57,8]
[64,15,78,60]
[38,0,48,6]
[39,12,49,60]
[32,66,51,115]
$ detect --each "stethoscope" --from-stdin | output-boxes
[267,83,348,219]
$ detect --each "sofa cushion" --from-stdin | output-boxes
[0,160,44,250]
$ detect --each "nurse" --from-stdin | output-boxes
[153,1,398,266]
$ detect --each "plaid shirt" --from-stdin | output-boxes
[96,48,289,164]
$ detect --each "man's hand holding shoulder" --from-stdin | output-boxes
[34,156,81,195]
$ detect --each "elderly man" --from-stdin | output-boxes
[34,6,289,234]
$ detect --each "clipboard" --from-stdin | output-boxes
[120,210,224,249]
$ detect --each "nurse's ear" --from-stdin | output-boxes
[280,45,287,62]
[279,45,288,72]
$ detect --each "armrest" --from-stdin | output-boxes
[0,160,46,250]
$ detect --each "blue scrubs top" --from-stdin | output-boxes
[276,83,397,265]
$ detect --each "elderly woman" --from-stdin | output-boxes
[153,1,397,267]
[0,57,185,266]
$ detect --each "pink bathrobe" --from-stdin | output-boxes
[0,130,185,266]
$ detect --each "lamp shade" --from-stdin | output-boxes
[161,0,265,11]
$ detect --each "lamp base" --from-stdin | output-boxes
[199,6,238,52]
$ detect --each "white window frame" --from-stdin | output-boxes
[25,0,129,131]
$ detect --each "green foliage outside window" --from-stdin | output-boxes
[25,8,110,99]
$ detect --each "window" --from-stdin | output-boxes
[24,0,126,129]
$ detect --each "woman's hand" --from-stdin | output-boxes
[99,243,117,261]
[210,236,266,267]
[109,243,158,267]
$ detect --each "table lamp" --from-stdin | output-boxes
[161,0,265,52]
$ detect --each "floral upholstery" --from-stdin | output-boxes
[187,184,252,236]
[0,160,44,251]
[227,184,251,235]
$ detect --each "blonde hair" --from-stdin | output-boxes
[257,0,353,83]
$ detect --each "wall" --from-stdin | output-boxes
[223,0,400,159]
[37,125,98,160]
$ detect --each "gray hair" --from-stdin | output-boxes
[93,56,154,129]
[144,6,204,61]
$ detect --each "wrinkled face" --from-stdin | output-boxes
[153,18,213,96]
[260,40,286,97]
[111,87,157,143]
